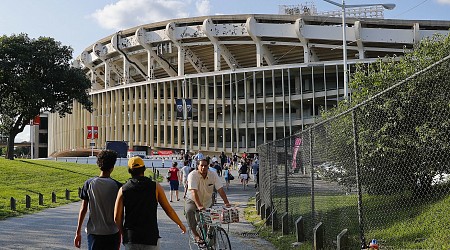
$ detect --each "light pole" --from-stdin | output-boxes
[90,110,95,157]
[182,76,188,154]
[322,0,395,99]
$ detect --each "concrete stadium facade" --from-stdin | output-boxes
[48,14,450,156]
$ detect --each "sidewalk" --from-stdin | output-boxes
[0,168,275,250]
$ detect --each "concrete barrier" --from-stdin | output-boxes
[53,157,182,168]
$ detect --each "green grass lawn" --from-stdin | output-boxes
[245,192,450,249]
[0,158,159,220]
[244,197,312,250]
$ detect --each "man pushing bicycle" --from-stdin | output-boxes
[185,158,231,247]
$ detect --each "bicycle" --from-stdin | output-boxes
[188,206,238,250]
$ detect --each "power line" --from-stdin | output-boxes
[392,0,431,19]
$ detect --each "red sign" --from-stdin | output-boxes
[157,150,173,155]
[87,126,98,139]
[31,116,40,126]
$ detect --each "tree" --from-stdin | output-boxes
[0,33,92,160]
[350,34,450,195]
[321,34,450,195]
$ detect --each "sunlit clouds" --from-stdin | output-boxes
[92,0,210,30]
[437,0,450,5]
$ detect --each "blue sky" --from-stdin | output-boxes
[2,0,449,142]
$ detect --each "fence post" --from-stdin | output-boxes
[256,198,261,215]
[255,191,261,215]
[26,195,31,208]
[265,206,272,226]
[260,203,266,221]
[295,216,305,242]
[309,129,316,224]
[65,189,70,200]
[337,229,349,250]
[284,138,289,215]
[267,144,273,219]
[352,110,367,248]
[272,210,278,231]
[39,193,44,206]
[10,197,16,211]
[281,212,289,235]
[52,192,57,203]
[313,222,324,250]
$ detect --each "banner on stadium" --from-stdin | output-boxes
[186,99,192,119]
[176,99,183,120]
[87,126,99,139]
[292,137,302,171]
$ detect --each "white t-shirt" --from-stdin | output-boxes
[181,165,191,181]
[187,170,223,208]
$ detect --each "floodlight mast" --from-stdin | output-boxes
[322,0,395,99]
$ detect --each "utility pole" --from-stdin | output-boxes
[182,77,189,154]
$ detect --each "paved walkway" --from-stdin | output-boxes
[0,168,275,250]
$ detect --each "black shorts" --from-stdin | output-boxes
[169,180,180,190]
[87,232,120,250]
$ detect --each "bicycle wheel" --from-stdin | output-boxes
[213,227,231,250]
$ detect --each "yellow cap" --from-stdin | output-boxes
[128,156,145,169]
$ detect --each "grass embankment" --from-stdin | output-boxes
[244,194,450,249]
[0,158,160,220]
[244,197,312,250]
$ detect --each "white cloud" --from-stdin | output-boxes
[437,0,450,4]
[15,126,30,143]
[92,0,211,31]
[196,0,210,16]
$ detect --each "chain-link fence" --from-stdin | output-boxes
[257,54,450,249]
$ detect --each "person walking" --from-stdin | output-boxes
[238,160,249,189]
[232,152,238,170]
[183,151,191,167]
[168,162,181,202]
[223,165,231,190]
[251,159,259,188]
[194,150,204,161]
[211,155,218,164]
[180,160,191,199]
[74,150,122,250]
[213,161,222,177]
[114,156,186,250]
[219,151,227,169]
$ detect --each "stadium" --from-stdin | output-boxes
[47,6,450,157]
